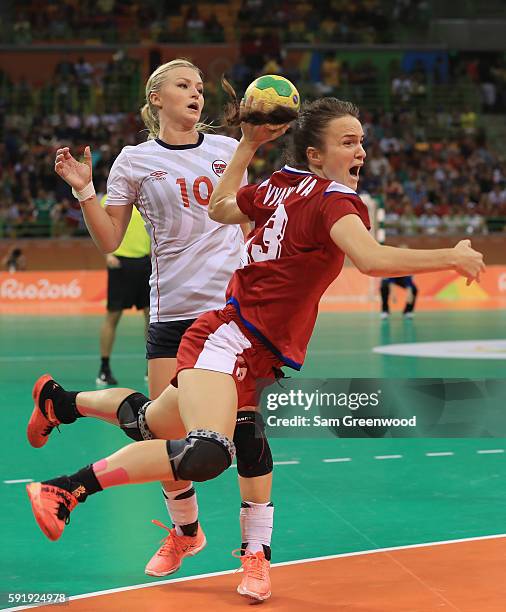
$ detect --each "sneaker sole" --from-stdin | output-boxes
[144,536,207,577]
[26,483,60,541]
[27,374,55,448]
[237,584,271,602]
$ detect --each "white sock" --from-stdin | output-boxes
[240,501,274,555]
[162,483,199,536]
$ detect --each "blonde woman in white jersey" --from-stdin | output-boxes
[32,59,275,600]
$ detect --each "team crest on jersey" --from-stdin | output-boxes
[212,160,227,176]
[235,355,247,382]
[149,170,168,180]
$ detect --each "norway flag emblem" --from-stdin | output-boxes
[212,160,227,177]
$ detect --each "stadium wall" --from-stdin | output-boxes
[1,236,504,272]
[0,44,239,82]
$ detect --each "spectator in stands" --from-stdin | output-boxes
[488,183,506,210]
[316,53,340,95]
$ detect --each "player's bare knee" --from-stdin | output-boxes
[117,392,154,441]
[167,430,236,482]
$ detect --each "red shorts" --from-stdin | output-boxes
[172,304,283,408]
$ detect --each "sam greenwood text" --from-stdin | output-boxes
[267,415,417,427]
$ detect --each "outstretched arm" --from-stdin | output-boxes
[55,146,132,252]
[330,214,485,285]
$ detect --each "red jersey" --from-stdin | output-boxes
[226,165,370,370]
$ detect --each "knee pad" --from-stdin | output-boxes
[117,393,154,441]
[167,430,235,482]
[234,411,273,478]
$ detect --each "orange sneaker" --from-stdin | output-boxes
[144,520,207,577]
[234,549,272,602]
[26,482,78,541]
[27,374,61,448]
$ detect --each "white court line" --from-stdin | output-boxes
[477,449,504,454]
[323,457,352,463]
[3,479,33,484]
[374,455,403,460]
[426,452,454,457]
[5,533,505,611]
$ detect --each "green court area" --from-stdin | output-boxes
[1,311,505,606]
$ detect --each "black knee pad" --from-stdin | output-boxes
[117,393,154,441]
[234,411,273,478]
[167,430,235,482]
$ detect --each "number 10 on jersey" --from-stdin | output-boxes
[176,176,214,207]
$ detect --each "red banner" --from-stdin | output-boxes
[0,271,107,314]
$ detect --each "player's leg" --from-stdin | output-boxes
[27,371,177,447]
[234,409,273,602]
[147,353,276,580]
[27,376,136,447]
[97,310,122,385]
[403,280,418,317]
[380,279,390,318]
[26,370,238,542]
[145,351,205,577]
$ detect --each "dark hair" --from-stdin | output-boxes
[285,98,360,169]
[221,76,299,126]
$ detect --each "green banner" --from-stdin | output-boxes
[259,379,506,438]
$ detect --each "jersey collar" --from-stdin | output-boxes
[155,132,204,150]
[281,164,313,175]
[282,165,357,194]
[326,181,357,194]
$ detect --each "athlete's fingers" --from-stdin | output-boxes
[243,96,253,111]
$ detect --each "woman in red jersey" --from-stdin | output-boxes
[26,98,484,602]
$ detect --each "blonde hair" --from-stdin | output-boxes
[140,58,207,140]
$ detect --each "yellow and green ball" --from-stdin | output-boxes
[243,75,300,112]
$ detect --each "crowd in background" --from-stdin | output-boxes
[1,1,506,239]
[4,0,429,46]
[2,96,505,239]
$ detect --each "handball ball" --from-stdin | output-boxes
[243,75,300,112]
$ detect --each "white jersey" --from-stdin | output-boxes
[106,133,245,322]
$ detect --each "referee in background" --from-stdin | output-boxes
[97,195,151,385]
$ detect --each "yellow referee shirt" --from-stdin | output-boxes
[101,195,150,258]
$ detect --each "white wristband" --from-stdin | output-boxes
[72,182,96,202]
